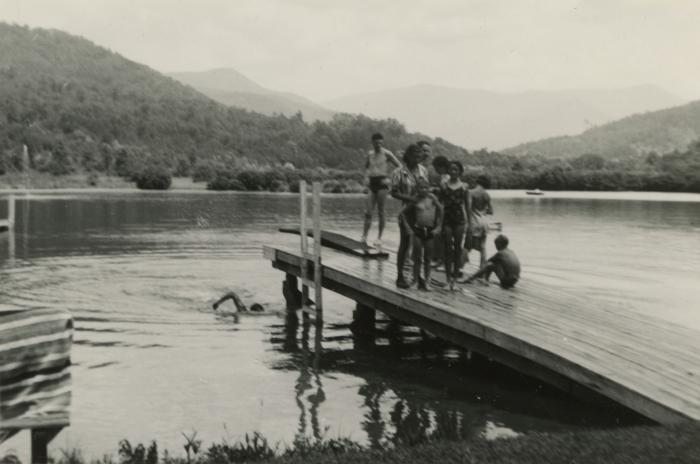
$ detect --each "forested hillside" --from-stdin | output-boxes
[0,23,466,177]
[504,100,700,160]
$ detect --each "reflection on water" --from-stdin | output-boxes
[1,191,698,458]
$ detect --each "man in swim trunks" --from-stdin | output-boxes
[464,234,520,289]
[362,132,401,247]
[417,140,433,169]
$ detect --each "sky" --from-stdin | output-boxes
[1,0,699,102]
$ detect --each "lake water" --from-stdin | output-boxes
[1,190,699,459]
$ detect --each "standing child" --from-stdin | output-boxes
[462,174,493,274]
[440,161,470,290]
[464,235,520,289]
[429,155,451,270]
[400,178,443,291]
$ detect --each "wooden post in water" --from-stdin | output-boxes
[31,427,62,464]
[8,194,15,228]
[300,181,309,321]
[282,274,302,310]
[311,182,322,323]
[22,144,30,190]
[352,303,376,349]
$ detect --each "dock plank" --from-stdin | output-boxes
[265,244,700,424]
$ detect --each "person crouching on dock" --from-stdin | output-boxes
[464,234,520,289]
[400,178,443,291]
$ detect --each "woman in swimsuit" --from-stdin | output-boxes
[440,161,470,290]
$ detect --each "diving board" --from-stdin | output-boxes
[264,243,700,425]
[279,226,389,258]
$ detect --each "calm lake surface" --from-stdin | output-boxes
[1,190,699,458]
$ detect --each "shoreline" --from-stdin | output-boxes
[26,422,700,464]
[2,185,700,203]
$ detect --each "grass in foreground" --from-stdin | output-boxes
[3,422,696,464]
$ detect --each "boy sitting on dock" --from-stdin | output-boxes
[400,178,443,291]
[463,234,520,289]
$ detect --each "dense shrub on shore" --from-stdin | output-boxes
[133,165,172,190]
[205,167,365,194]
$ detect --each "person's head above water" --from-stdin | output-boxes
[403,144,421,168]
[249,303,264,312]
[494,234,509,250]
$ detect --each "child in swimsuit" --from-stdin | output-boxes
[429,155,451,270]
[464,234,520,289]
[440,161,469,290]
[362,132,401,247]
[400,178,443,291]
[462,174,493,274]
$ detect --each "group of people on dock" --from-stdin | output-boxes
[361,133,520,291]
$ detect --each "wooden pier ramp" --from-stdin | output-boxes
[264,242,700,425]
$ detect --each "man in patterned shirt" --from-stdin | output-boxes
[391,144,429,288]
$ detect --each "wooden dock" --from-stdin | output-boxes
[1,308,73,463]
[264,242,700,424]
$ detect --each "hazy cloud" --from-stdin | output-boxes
[1,0,698,100]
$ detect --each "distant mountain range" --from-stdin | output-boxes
[503,99,700,159]
[325,84,684,150]
[169,68,335,122]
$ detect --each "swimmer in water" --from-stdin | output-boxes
[212,291,264,312]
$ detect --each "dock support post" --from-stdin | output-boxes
[31,427,61,464]
[8,194,15,228]
[283,274,302,310]
[352,303,376,348]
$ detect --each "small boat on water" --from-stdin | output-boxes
[526,189,544,196]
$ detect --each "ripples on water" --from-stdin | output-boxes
[1,191,699,458]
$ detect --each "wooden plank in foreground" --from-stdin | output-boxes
[1,308,73,450]
[264,244,700,424]
[279,227,388,258]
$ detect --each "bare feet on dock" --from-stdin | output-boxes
[417,278,432,291]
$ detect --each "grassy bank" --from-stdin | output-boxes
[0,173,133,190]
[0,174,208,190]
[10,422,693,464]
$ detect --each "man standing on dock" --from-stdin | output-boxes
[391,144,428,288]
[362,133,401,247]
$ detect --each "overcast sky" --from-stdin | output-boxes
[1,0,699,102]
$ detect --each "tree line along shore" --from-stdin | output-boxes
[1,140,699,193]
